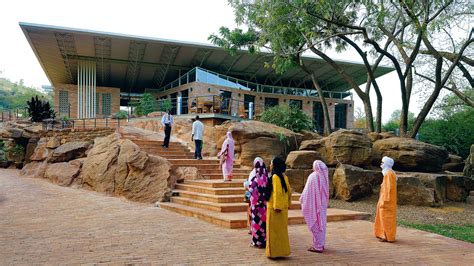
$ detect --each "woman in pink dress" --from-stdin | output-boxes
[218,131,235,181]
[300,160,330,253]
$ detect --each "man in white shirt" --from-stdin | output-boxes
[161,112,174,148]
[191,115,204,160]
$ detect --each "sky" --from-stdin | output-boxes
[0,0,422,122]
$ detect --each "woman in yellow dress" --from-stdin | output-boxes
[265,157,292,258]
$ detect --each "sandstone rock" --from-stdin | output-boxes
[30,138,51,161]
[172,166,204,182]
[80,133,174,203]
[410,173,447,206]
[442,154,465,172]
[332,164,382,201]
[463,145,474,178]
[81,134,120,193]
[20,161,48,178]
[46,137,61,149]
[49,141,90,163]
[300,130,322,141]
[397,175,436,206]
[299,138,326,154]
[8,128,23,138]
[24,137,39,163]
[285,151,321,169]
[44,161,81,186]
[285,169,313,193]
[324,130,372,166]
[446,175,470,202]
[215,120,303,168]
[372,137,448,172]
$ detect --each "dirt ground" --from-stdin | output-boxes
[330,194,474,226]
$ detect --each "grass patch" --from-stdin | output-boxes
[399,220,474,243]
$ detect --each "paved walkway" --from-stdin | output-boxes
[1,169,473,265]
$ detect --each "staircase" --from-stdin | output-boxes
[122,133,370,229]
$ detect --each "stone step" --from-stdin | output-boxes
[202,173,249,180]
[174,190,301,203]
[170,197,300,212]
[199,169,249,175]
[167,159,222,165]
[161,155,195,159]
[159,203,370,229]
[140,147,190,153]
[174,190,244,203]
[175,184,245,195]
[184,179,246,188]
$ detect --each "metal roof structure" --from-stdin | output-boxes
[20,22,393,94]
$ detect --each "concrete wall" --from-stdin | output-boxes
[149,81,354,129]
[54,84,120,118]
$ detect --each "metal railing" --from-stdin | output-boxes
[0,107,28,122]
[145,66,353,100]
[42,116,125,130]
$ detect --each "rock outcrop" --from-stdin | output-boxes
[49,141,90,163]
[463,145,474,178]
[397,175,436,206]
[372,137,448,172]
[285,151,321,169]
[332,164,382,201]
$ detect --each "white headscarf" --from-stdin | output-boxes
[244,157,264,188]
[381,156,395,178]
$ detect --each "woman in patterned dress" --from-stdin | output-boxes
[248,157,269,248]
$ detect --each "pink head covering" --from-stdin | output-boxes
[300,160,330,232]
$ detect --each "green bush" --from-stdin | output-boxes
[26,95,55,122]
[138,93,157,116]
[419,108,474,158]
[159,98,172,112]
[115,110,128,120]
[260,105,312,132]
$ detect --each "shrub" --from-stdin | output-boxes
[260,105,312,132]
[115,110,128,120]
[159,98,172,112]
[26,95,55,122]
[138,93,157,116]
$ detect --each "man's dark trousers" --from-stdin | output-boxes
[163,124,171,147]
[194,139,202,159]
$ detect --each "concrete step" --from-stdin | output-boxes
[202,174,249,180]
[170,197,300,212]
[199,169,249,175]
[159,203,370,229]
[175,184,245,195]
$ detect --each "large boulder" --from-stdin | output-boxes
[332,164,382,201]
[286,168,335,195]
[49,141,90,163]
[368,132,396,142]
[397,175,436,206]
[20,160,48,178]
[463,145,474,178]
[285,151,321,169]
[215,121,302,168]
[24,137,39,163]
[300,130,322,141]
[44,160,82,186]
[372,137,448,172]
[30,138,53,161]
[171,166,204,182]
[80,133,174,203]
[410,173,447,206]
[446,175,470,202]
[442,154,465,172]
[324,130,372,166]
[299,138,326,152]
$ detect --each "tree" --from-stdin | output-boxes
[138,93,157,116]
[260,105,313,133]
[209,1,385,135]
[353,107,367,129]
[382,110,415,133]
[301,0,473,137]
[159,98,172,112]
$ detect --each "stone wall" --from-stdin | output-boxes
[39,128,116,145]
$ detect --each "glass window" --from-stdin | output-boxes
[102,93,111,115]
[264,97,279,108]
[313,102,324,133]
[244,94,255,111]
[95,93,100,115]
[289,99,302,109]
[335,103,347,129]
[59,90,69,115]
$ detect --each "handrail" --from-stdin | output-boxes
[144,66,352,100]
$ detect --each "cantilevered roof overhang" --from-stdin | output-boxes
[20,22,393,94]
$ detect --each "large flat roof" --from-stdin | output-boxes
[20,22,393,93]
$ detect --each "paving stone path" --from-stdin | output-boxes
[0,169,472,264]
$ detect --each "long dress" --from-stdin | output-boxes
[218,132,234,181]
[249,171,268,247]
[374,169,397,242]
[266,174,292,258]
[300,161,329,252]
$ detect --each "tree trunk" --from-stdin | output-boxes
[309,46,375,132]
[310,73,332,136]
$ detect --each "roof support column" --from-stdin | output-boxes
[77,60,96,118]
